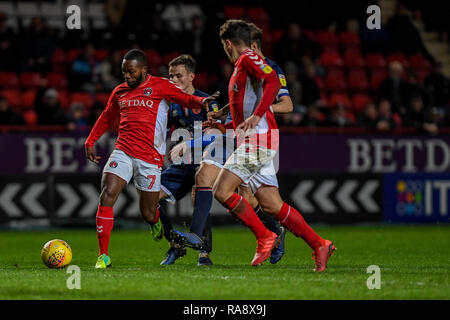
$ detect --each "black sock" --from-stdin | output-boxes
[255,206,281,235]
[159,204,174,242]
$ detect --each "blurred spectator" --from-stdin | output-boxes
[67,102,88,131]
[34,88,67,125]
[94,49,123,92]
[326,105,354,127]
[19,16,55,73]
[299,103,325,127]
[87,101,105,126]
[0,12,17,71]
[386,3,435,64]
[424,62,450,108]
[284,62,303,109]
[274,22,321,70]
[180,15,207,65]
[278,105,304,127]
[69,44,98,92]
[405,70,431,109]
[377,99,398,131]
[0,96,24,124]
[161,2,203,33]
[403,95,438,134]
[298,62,321,107]
[377,61,409,115]
[361,20,390,54]
[213,62,233,107]
[357,102,378,128]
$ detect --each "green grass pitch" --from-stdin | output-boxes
[0,225,449,299]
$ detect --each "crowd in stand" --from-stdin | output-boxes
[0,0,449,135]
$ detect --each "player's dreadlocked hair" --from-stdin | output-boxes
[168,54,197,73]
[219,19,251,46]
[123,49,147,66]
[247,22,263,50]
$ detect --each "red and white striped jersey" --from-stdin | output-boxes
[85,75,205,167]
[228,49,281,149]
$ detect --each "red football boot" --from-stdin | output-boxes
[251,232,278,266]
[312,240,336,272]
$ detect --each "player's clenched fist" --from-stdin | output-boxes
[85,145,101,164]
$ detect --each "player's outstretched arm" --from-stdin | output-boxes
[84,90,120,164]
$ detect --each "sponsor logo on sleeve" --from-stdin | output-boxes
[260,64,273,74]
[279,74,287,86]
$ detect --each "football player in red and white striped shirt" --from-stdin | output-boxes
[84,49,218,268]
[213,20,335,271]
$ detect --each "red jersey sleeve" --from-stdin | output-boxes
[85,88,120,147]
[241,53,281,118]
[161,79,204,110]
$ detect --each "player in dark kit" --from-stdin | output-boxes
[84,49,218,268]
[171,21,294,265]
[156,54,220,266]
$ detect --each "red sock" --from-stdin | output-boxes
[276,202,325,251]
[96,205,114,256]
[151,207,160,224]
[224,193,271,239]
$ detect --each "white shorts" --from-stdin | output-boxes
[223,143,279,193]
[103,149,161,192]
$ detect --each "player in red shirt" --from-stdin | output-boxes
[84,49,218,268]
[213,20,335,271]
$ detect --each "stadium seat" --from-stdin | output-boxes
[415,69,431,83]
[324,70,347,92]
[344,51,366,69]
[328,93,352,108]
[320,52,343,69]
[95,93,110,106]
[66,49,83,63]
[193,72,211,92]
[338,32,361,47]
[46,72,68,89]
[303,30,316,41]
[316,31,338,46]
[0,89,21,107]
[347,69,369,92]
[58,90,69,110]
[370,69,387,91]
[51,48,66,65]
[223,6,245,19]
[20,72,44,89]
[247,7,270,23]
[162,51,182,66]
[22,109,38,125]
[351,94,373,113]
[386,52,409,68]
[271,29,285,43]
[145,49,162,65]
[94,49,109,61]
[0,72,19,89]
[315,76,325,91]
[21,90,37,109]
[408,54,432,70]
[70,92,94,109]
[365,53,387,69]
